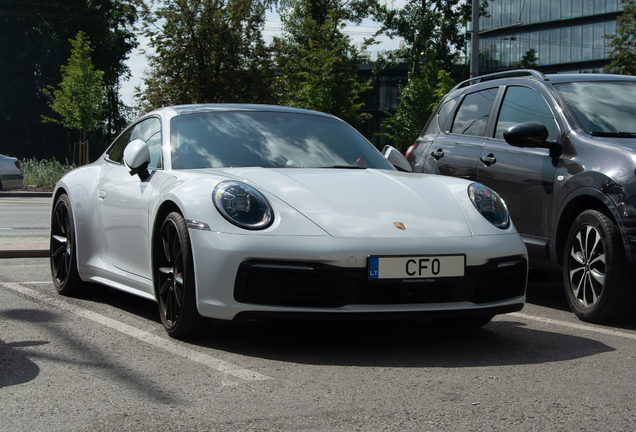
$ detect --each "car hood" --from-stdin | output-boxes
[218,168,473,238]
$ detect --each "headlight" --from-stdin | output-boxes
[468,183,509,229]
[213,181,273,230]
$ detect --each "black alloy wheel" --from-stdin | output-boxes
[563,209,634,323]
[50,194,81,295]
[156,212,201,338]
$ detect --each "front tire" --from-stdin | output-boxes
[155,212,201,338]
[563,209,634,323]
[50,194,82,295]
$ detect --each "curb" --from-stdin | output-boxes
[0,243,49,259]
[0,191,53,198]
[0,249,50,259]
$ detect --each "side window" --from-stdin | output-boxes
[131,118,162,169]
[494,86,558,141]
[450,88,498,136]
[437,97,458,133]
[106,128,133,163]
[106,117,162,168]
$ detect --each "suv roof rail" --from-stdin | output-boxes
[453,69,549,90]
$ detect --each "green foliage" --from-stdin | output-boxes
[604,0,636,75]
[518,48,538,68]
[43,32,108,134]
[381,65,454,151]
[375,0,475,74]
[137,0,274,111]
[273,0,374,127]
[0,0,137,160]
[20,158,76,190]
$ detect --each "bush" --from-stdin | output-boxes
[20,158,76,189]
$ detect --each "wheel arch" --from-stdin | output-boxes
[553,187,632,270]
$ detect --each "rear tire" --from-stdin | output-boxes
[563,209,634,323]
[50,194,82,295]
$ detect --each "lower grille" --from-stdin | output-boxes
[234,257,527,308]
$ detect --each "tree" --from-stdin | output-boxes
[272,0,375,127]
[136,0,274,111]
[0,0,137,161]
[518,48,538,69]
[604,0,636,75]
[381,64,454,151]
[374,0,476,150]
[375,0,473,76]
[43,32,107,164]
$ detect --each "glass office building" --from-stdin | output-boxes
[479,0,624,73]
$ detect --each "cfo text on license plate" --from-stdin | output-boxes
[368,255,465,280]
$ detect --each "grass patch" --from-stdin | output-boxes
[20,158,76,190]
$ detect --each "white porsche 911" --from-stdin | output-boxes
[50,104,527,338]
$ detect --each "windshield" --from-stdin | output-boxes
[554,81,636,135]
[170,111,392,170]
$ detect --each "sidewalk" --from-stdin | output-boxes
[0,190,52,258]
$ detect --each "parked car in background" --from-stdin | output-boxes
[409,70,636,323]
[51,104,527,338]
[0,154,24,191]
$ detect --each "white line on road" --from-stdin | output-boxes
[509,312,636,341]
[1,282,273,382]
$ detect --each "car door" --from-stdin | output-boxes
[477,85,560,240]
[425,87,500,180]
[97,117,164,283]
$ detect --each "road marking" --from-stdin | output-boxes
[509,312,636,341]
[1,282,272,382]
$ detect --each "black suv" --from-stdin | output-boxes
[409,70,636,323]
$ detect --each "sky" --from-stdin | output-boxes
[119,9,405,106]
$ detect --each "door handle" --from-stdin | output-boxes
[431,149,445,160]
[480,154,497,166]
[99,190,107,200]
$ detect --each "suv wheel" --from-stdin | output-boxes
[563,209,633,323]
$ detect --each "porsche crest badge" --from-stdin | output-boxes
[393,222,406,231]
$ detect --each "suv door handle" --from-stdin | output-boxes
[480,154,497,166]
[431,149,445,160]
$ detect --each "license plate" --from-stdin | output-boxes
[368,255,465,280]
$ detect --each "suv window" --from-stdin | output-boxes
[494,86,558,141]
[451,88,498,136]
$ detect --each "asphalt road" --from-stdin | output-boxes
[1,197,636,431]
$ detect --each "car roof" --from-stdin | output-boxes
[147,104,337,119]
[543,73,636,84]
[453,69,636,92]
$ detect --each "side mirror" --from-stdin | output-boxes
[382,145,413,173]
[503,121,549,148]
[123,139,151,180]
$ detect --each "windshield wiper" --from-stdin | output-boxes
[590,131,636,138]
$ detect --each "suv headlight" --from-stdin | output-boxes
[213,181,274,230]
[468,184,509,229]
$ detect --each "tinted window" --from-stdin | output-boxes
[495,86,558,140]
[451,88,498,136]
[555,81,636,134]
[437,97,458,133]
[170,112,392,170]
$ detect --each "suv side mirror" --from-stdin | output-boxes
[123,139,151,180]
[382,145,413,172]
[503,121,549,148]
[504,121,562,158]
